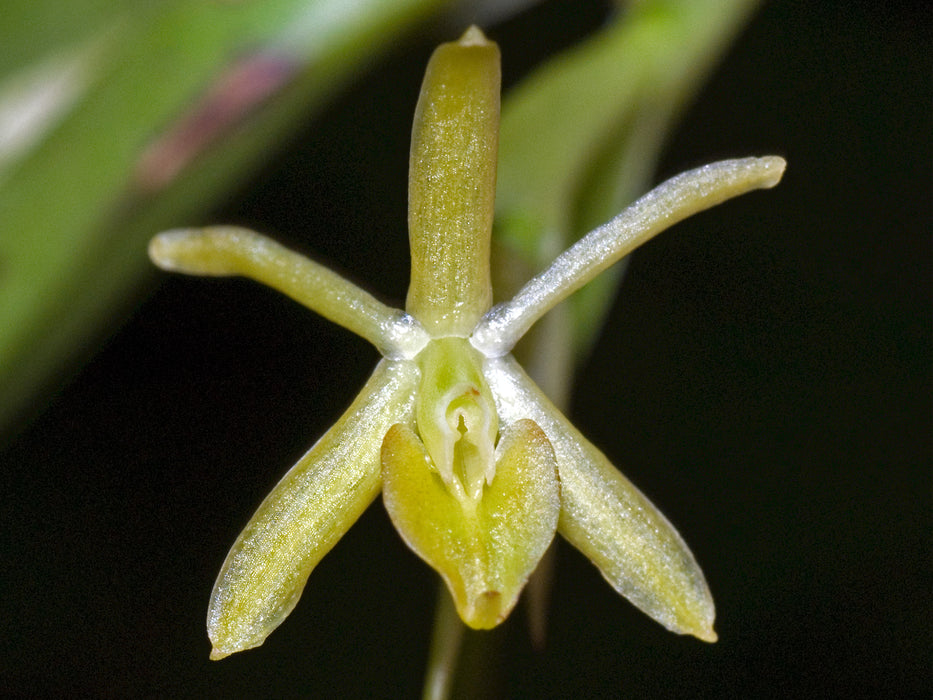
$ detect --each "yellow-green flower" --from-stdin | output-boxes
[149,27,784,660]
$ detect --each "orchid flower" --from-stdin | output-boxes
[149,27,785,660]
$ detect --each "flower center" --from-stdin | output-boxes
[415,337,498,501]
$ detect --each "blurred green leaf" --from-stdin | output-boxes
[496,0,761,358]
[0,0,125,77]
[0,0,454,433]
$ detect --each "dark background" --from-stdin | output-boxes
[2,1,928,697]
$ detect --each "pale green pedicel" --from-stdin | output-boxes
[149,27,785,659]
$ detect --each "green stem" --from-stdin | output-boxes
[422,584,465,700]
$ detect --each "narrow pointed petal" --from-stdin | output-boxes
[484,356,716,641]
[207,359,420,659]
[473,157,786,355]
[149,227,428,359]
[382,418,559,629]
[406,26,500,335]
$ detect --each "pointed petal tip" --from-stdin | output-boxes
[458,26,489,47]
[208,627,260,660]
[208,630,265,660]
[209,647,231,661]
[459,590,505,630]
[677,603,717,643]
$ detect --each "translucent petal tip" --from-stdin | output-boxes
[757,155,787,188]
[458,26,489,46]
[209,647,231,661]
[147,230,186,272]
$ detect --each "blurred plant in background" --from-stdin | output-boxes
[0,0,450,434]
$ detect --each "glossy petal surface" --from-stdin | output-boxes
[149,226,428,358]
[406,27,499,334]
[485,356,716,641]
[474,157,786,355]
[207,359,420,658]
